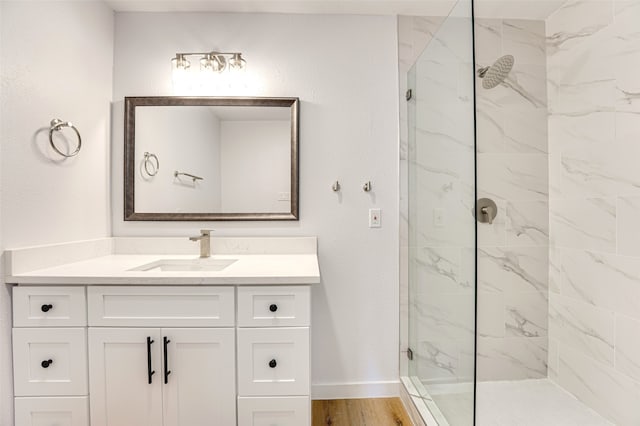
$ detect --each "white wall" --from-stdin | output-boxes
[0,5,7,425]
[112,13,400,396]
[0,1,114,424]
[135,106,222,213]
[1,2,113,248]
[220,120,290,213]
[0,5,9,421]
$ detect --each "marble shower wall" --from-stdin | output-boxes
[546,1,640,424]
[403,9,478,386]
[399,15,550,384]
[398,15,445,377]
[475,18,550,381]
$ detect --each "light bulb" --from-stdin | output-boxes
[171,54,190,71]
[229,53,246,72]
[200,54,214,71]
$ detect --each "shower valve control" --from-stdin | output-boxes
[475,198,498,225]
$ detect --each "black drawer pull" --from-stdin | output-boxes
[269,304,278,312]
[163,336,171,384]
[147,337,155,384]
[269,359,277,368]
[41,304,53,312]
[41,359,53,368]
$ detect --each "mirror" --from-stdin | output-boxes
[124,96,299,221]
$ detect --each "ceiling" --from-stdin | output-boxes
[105,0,457,16]
[105,0,568,20]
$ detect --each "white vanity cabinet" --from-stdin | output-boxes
[87,286,236,426]
[88,327,235,426]
[12,286,89,426]
[236,286,311,426]
[12,284,311,426]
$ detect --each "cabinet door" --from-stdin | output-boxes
[89,328,162,426]
[13,286,86,327]
[237,327,309,396]
[237,286,310,327]
[15,397,89,426]
[237,397,310,426]
[162,328,236,426]
[13,328,87,396]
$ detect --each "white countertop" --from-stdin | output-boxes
[5,237,320,285]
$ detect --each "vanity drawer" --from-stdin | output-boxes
[237,396,310,426]
[237,286,310,327]
[13,286,86,327]
[15,396,89,426]
[13,328,88,396]
[88,286,234,327]
[237,327,309,396]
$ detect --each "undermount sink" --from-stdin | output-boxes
[130,258,238,272]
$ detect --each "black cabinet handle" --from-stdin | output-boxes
[269,304,278,312]
[41,359,53,368]
[269,359,277,368]
[147,337,155,384]
[41,304,53,312]
[163,336,171,384]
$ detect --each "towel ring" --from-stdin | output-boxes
[143,152,160,176]
[49,119,81,157]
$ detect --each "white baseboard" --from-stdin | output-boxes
[311,381,400,400]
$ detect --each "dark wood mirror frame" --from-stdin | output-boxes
[124,96,299,221]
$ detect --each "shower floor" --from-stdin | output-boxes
[425,379,613,426]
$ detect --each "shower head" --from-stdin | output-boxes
[477,55,514,89]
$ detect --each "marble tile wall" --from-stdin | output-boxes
[546,1,640,424]
[399,15,550,385]
[403,11,478,386]
[398,15,445,377]
[402,0,640,422]
[475,18,550,382]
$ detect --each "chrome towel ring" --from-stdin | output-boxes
[49,119,81,157]
[143,152,160,176]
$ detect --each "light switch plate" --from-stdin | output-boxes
[369,208,381,228]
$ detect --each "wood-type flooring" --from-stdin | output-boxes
[312,397,413,426]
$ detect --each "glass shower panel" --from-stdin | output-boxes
[407,0,476,424]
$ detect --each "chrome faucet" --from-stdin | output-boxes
[189,229,212,258]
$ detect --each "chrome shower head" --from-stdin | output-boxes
[477,55,514,89]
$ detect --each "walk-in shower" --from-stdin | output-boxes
[401,0,639,424]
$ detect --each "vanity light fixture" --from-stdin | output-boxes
[171,51,246,74]
[171,53,191,71]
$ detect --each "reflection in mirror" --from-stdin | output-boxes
[136,106,290,213]
[124,97,299,221]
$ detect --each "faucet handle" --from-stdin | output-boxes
[200,229,213,236]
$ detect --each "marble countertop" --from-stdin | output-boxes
[5,237,320,285]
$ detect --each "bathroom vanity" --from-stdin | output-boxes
[5,237,320,426]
